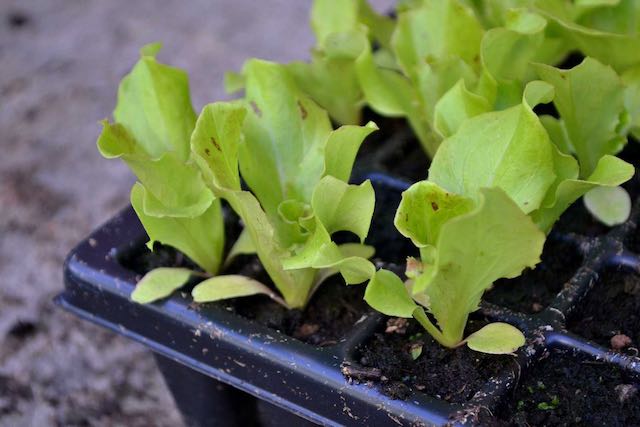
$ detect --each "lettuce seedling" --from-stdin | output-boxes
[97,44,225,302]
[190,59,378,309]
[363,80,633,353]
[226,0,393,126]
[285,0,393,125]
[352,0,569,158]
[534,57,633,226]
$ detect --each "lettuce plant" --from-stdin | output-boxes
[354,0,554,157]
[97,44,225,302]
[363,80,634,353]
[99,47,377,308]
[190,59,378,309]
[226,0,393,126]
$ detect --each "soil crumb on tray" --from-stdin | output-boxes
[352,319,516,403]
[485,238,583,314]
[496,350,640,426]
[569,270,640,353]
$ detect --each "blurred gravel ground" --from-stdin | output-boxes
[0,1,316,425]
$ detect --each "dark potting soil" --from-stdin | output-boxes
[353,319,516,403]
[122,242,201,275]
[497,349,640,426]
[356,109,429,183]
[552,200,610,236]
[568,270,640,352]
[485,238,582,314]
[122,245,371,347]
[220,256,371,347]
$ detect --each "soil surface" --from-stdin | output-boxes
[485,238,583,314]
[223,272,371,347]
[354,319,516,403]
[358,112,430,183]
[0,1,390,424]
[497,349,640,426]
[569,270,640,353]
[126,245,372,347]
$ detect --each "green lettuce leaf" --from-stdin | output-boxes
[130,183,224,274]
[192,63,378,308]
[131,267,193,304]
[364,269,417,317]
[365,185,541,352]
[428,81,557,214]
[414,186,544,347]
[192,275,287,306]
[465,322,526,354]
[393,181,475,248]
[535,58,626,176]
[531,154,634,231]
[97,44,224,275]
[191,101,315,308]
[539,4,640,72]
[113,43,196,162]
[583,185,632,226]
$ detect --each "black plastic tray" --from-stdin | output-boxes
[58,166,640,425]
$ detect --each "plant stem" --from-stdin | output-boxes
[413,307,459,349]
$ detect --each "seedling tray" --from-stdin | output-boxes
[59,165,640,425]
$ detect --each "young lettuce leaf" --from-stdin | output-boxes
[97,44,225,303]
[364,75,633,353]
[533,57,634,227]
[229,0,393,126]
[355,0,485,157]
[191,60,378,309]
[365,184,541,353]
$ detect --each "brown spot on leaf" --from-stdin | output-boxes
[210,137,221,152]
[431,201,439,211]
[204,148,211,156]
[297,100,308,119]
[250,101,262,117]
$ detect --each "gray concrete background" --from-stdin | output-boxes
[0,1,390,425]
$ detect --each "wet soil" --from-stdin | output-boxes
[485,238,583,314]
[353,319,516,403]
[497,349,640,426]
[568,270,640,353]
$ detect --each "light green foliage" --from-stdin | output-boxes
[533,58,634,227]
[192,275,286,306]
[131,268,192,304]
[130,183,224,273]
[538,0,640,72]
[465,322,526,354]
[583,185,632,226]
[534,58,625,176]
[357,0,485,157]
[531,154,634,232]
[364,63,633,353]
[429,81,556,214]
[229,0,394,125]
[97,44,225,277]
[365,185,543,353]
[191,60,377,308]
